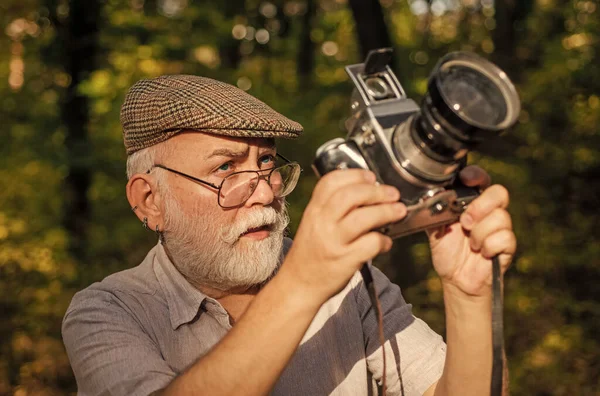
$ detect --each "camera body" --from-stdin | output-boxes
[313,49,520,238]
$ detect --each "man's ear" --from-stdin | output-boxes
[126,173,165,231]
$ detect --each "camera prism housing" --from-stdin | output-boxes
[313,48,520,239]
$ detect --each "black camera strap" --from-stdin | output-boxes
[360,263,388,395]
[363,255,504,396]
[491,255,504,396]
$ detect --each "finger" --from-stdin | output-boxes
[326,183,400,220]
[339,202,407,242]
[425,222,456,242]
[348,231,393,265]
[480,229,517,270]
[469,208,513,251]
[459,165,492,189]
[312,169,377,205]
[460,184,509,230]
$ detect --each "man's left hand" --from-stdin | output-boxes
[427,165,516,297]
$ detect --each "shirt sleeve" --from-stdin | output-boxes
[62,289,177,396]
[354,264,446,396]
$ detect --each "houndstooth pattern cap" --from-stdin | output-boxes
[121,75,303,155]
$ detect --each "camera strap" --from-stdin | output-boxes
[360,263,388,395]
[363,256,505,396]
[491,255,504,396]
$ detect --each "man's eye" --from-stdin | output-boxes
[259,155,275,166]
[217,162,232,172]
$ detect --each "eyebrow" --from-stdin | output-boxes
[204,141,277,160]
[205,147,249,160]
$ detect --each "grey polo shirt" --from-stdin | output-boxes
[62,240,446,396]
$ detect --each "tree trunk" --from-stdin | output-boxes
[218,0,245,69]
[60,0,101,260]
[347,0,393,60]
[297,0,316,87]
[492,0,534,75]
[492,0,517,73]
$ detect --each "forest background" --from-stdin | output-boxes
[1,0,599,394]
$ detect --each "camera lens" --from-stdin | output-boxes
[438,63,508,127]
[393,52,520,183]
[423,52,520,145]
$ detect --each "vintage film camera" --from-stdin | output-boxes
[313,49,521,238]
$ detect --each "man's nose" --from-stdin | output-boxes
[244,177,274,207]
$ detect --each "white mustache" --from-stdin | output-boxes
[220,207,288,245]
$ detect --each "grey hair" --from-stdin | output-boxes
[126,143,170,190]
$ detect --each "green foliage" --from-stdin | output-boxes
[1,0,599,394]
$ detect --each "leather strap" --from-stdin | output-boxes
[364,255,504,396]
[491,255,504,396]
[360,263,388,396]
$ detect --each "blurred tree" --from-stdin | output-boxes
[218,1,245,69]
[348,0,393,59]
[56,0,101,261]
[297,0,316,86]
[491,0,533,74]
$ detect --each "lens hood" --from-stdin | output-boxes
[426,52,521,142]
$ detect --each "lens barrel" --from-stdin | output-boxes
[409,52,520,163]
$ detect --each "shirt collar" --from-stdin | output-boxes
[151,237,294,330]
[152,243,208,330]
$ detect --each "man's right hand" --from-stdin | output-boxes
[280,169,407,304]
[160,169,407,396]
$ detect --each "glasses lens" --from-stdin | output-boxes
[220,172,258,208]
[218,163,301,207]
[271,164,301,198]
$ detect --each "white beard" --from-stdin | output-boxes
[161,195,289,291]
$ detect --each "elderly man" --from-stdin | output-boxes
[62,75,515,396]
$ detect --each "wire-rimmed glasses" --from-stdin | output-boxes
[148,154,302,208]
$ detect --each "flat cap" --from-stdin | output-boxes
[121,75,303,154]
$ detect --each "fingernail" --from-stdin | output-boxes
[461,213,473,228]
[364,171,376,183]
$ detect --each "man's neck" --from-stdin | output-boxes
[162,243,257,323]
[200,284,260,325]
[161,243,265,324]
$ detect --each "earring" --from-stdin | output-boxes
[143,217,149,230]
[155,224,164,243]
[131,205,138,212]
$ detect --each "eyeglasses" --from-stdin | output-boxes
[148,154,302,208]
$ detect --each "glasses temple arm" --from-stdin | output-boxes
[152,164,221,190]
[276,153,293,163]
